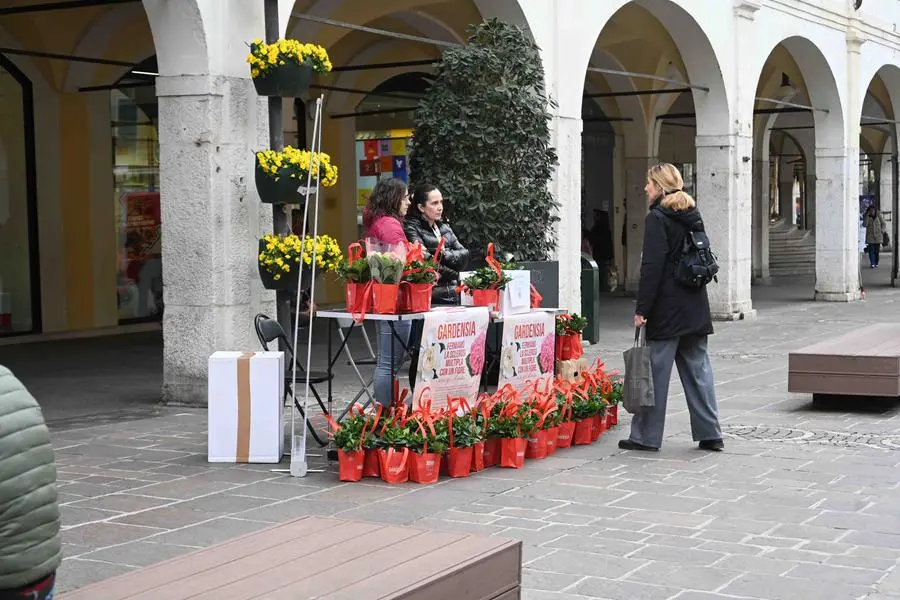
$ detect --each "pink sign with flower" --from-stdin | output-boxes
[412,306,490,410]
[497,311,556,394]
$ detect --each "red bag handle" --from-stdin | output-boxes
[433,237,445,264]
[349,280,373,324]
[347,241,364,264]
[485,243,504,290]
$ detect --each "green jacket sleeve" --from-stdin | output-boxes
[0,366,62,589]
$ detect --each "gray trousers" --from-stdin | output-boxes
[629,334,722,449]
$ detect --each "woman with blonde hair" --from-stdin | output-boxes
[619,163,724,452]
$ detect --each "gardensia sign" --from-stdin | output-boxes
[412,306,490,410]
[497,311,556,395]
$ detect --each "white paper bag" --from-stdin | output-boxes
[499,270,531,316]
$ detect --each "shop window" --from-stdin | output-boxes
[111,83,161,323]
[0,60,36,335]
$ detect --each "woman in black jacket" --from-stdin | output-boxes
[619,163,724,453]
[404,184,470,388]
[403,184,470,304]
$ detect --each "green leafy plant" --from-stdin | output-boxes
[409,19,559,261]
[368,253,405,284]
[330,412,367,453]
[336,257,371,283]
[448,411,482,448]
[403,259,439,284]
[556,313,588,336]
[462,265,512,291]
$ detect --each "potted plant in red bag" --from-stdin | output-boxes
[325,410,370,482]
[555,313,587,361]
[444,399,482,478]
[368,251,406,315]
[571,387,597,445]
[607,373,623,426]
[553,383,576,449]
[337,242,372,319]
[376,405,413,484]
[492,400,534,469]
[458,244,510,310]
[470,396,492,472]
[400,241,440,314]
[407,401,447,484]
[525,391,557,460]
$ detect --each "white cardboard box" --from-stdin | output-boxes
[208,351,285,463]
[459,269,531,316]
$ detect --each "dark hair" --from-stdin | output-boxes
[366,178,408,220]
[410,184,439,217]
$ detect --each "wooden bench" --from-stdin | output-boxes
[60,516,522,600]
[788,324,900,398]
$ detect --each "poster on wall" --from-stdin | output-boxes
[355,130,412,214]
[117,191,163,320]
[412,307,490,410]
[497,311,556,394]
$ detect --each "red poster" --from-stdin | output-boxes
[363,140,378,158]
[359,159,376,177]
[380,155,393,174]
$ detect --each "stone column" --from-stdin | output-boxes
[814,148,859,301]
[157,74,275,404]
[804,171,817,231]
[624,156,654,292]
[751,159,771,283]
[696,135,755,320]
[550,114,583,313]
[778,158,795,225]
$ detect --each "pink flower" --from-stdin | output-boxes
[467,331,487,376]
[539,333,555,374]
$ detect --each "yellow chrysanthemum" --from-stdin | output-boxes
[247,39,332,78]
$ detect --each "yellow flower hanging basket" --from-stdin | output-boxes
[248,39,332,98]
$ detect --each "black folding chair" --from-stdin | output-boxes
[254,313,333,447]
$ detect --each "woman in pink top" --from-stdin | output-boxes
[363,178,411,406]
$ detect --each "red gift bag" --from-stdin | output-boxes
[544,426,559,455]
[408,450,441,484]
[525,429,548,460]
[471,288,500,310]
[346,282,373,316]
[377,448,409,484]
[372,282,400,315]
[556,421,575,448]
[573,419,593,445]
[446,446,473,478]
[555,335,572,361]
[591,413,603,442]
[401,282,433,313]
[571,335,584,360]
[483,438,500,467]
[337,449,364,482]
[499,437,527,469]
[471,440,485,472]
[362,449,380,477]
[609,404,619,426]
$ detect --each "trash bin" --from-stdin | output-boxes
[580,253,600,345]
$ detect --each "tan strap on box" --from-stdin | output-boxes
[235,352,255,463]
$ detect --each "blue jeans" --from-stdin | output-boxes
[375,320,411,407]
[867,243,880,267]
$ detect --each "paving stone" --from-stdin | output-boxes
[573,577,680,600]
[722,573,872,600]
[174,493,277,515]
[842,531,900,550]
[522,569,585,592]
[809,511,900,535]
[623,510,712,529]
[528,549,646,579]
[149,517,268,546]
[60,506,123,526]
[55,559,136,594]
[493,517,547,530]
[229,481,320,500]
[744,535,801,549]
[713,555,796,576]
[80,540,198,567]
[130,478,239,500]
[629,545,726,566]
[786,562,884,586]
[826,553,897,571]
[546,534,644,557]
[612,493,713,514]
[111,506,221,529]
[697,540,764,556]
[627,561,742,592]
[61,522,163,549]
[770,523,846,542]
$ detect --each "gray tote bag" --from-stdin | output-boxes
[622,327,655,414]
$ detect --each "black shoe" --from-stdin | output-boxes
[618,439,659,452]
[699,439,724,452]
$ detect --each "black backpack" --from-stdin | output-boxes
[666,217,719,289]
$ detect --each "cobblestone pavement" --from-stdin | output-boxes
[40,275,900,598]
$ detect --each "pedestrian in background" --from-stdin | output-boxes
[0,365,61,600]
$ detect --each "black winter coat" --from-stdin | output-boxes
[635,202,714,340]
[403,215,470,303]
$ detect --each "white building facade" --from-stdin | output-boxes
[0,0,897,402]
